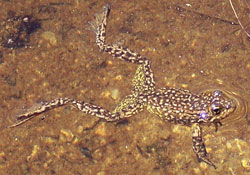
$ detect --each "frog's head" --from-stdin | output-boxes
[197,90,236,129]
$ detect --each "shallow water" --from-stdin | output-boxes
[0,0,249,175]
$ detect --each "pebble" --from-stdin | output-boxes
[27,145,40,161]
[216,79,223,85]
[102,91,111,98]
[226,142,232,149]
[241,158,250,169]
[193,167,200,174]
[0,152,6,162]
[199,162,208,170]
[111,88,120,100]
[115,75,122,80]
[181,84,188,88]
[43,136,57,144]
[94,122,107,137]
[59,129,74,142]
[246,63,250,69]
[77,125,84,134]
[41,31,57,46]
[235,138,248,155]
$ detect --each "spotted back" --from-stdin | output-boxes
[146,88,236,126]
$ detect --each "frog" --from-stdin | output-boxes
[10,4,236,169]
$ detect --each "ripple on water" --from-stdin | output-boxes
[220,89,248,126]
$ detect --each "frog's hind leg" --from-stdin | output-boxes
[89,4,145,64]
[112,63,156,118]
[10,95,145,127]
[9,98,75,127]
[132,63,155,95]
[112,93,145,120]
[88,4,110,50]
[10,97,129,127]
[90,5,155,94]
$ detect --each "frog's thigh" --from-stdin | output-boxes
[112,94,144,118]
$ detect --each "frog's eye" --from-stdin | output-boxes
[212,108,221,115]
[211,103,222,115]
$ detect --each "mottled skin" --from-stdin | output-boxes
[11,4,236,169]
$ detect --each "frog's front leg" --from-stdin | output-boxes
[192,123,216,169]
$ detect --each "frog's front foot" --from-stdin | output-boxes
[192,123,216,169]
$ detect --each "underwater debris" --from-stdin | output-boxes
[0,52,3,64]
[1,11,41,49]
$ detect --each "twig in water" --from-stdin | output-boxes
[229,0,250,38]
